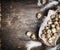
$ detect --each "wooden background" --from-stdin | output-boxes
[1,0,43,50]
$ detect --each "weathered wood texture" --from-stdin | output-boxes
[1,0,43,50]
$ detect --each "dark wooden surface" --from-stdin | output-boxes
[1,0,43,50]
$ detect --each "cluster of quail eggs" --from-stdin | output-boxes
[41,11,60,46]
